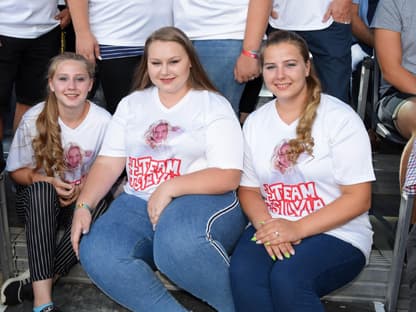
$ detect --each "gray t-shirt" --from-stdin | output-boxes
[371,0,416,95]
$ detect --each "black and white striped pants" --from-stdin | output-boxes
[16,181,109,282]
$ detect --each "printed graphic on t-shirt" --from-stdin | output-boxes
[265,140,325,217]
[128,156,182,191]
[127,120,184,191]
[264,182,325,217]
[63,143,94,185]
[270,140,306,184]
[144,120,183,149]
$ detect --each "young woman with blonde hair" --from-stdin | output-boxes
[71,26,246,312]
[1,52,111,312]
[229,30,375,312]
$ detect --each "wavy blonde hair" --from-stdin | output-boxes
[32,52,95,178]
[131,26,218,93]
[262,30,322,164]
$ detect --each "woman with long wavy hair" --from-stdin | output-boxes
[1,52,111,312]
[229,30,375,312]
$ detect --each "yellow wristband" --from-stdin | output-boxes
[76,202,93,214]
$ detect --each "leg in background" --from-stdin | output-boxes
[239,76,263,124]
[298,23,352,104]
[193,40,246,115]
[97,55,142,114]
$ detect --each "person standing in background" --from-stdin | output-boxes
[0,0,70,169]
[269,0,353,104]
[67,0,173,114]
[173,0,271,116]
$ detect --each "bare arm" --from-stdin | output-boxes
[296,182,371,237]
[71,156,125,256]
[234,0,272,83]
[238,186,272,229]
[66,0,100,62]
[10,167,54,186]
[351,3,374,47]
[10,168,77,206]
[75,155,125,208]
[375,28,416,94]
[148,168,241,225]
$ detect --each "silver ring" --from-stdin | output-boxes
[274,231,280,237]
[342,21,350,24]
[249,76,256,80]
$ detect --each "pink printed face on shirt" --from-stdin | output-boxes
[152,123,169,143]
[66,146,82,169]
[262,42,310,105]
[147,40,191,107]
[48,60,93,111]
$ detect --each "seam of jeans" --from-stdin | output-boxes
[205,192,239,265]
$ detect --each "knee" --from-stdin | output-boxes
[25,181,58,213]
[79,229,110,275]
[153,225,198,271]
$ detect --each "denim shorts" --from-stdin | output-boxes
[377,90,415,139]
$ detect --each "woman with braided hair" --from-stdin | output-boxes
[229,30,375,312]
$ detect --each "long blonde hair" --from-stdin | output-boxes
[262,30,322,163]
[32,52,95,177]
[131,26,217,93]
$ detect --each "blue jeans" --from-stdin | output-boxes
[193,40,246,115]
[80,192,247,312]
[230,226,365,312]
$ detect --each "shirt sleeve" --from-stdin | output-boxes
[99,98,129,157]
[204,95,243,170]
[240,115,261,187]
[6,119,36,172]
[371,0,402,32]
[328,109,376,185]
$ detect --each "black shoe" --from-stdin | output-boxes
[0,270,34,305]
[40,305,61,312]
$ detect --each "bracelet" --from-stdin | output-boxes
[76,202,93,214]
[241,49,259,59]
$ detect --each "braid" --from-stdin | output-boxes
[287,72,321,163]
[262,30,322,164]
[32,95,66,178]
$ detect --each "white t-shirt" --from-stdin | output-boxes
[88,0,173,46]
[173,0,249,40]
[7,102,111,184]
[241,94,375,261]
[100,87,243,200]
[0,0,60,38]
[269,0,333,31]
